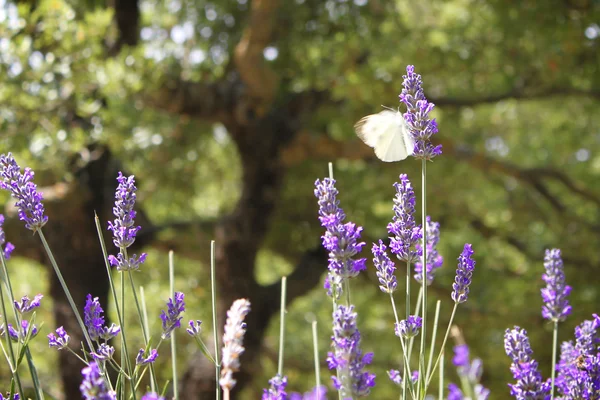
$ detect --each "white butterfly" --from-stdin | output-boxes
[354,108,415,162]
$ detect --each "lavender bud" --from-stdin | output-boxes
[220,298,251,391]
[160,292,185,339]
[451,244,475,304]
[48,326,70,350]
[541,248,571,322]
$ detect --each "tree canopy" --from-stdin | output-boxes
[1,0,599,398]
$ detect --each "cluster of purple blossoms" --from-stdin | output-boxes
[91,343,115,361]
[80,361,115,400]
[541,248,572,322]
[399,65,442,160]
[220,298,251,392]
[14,294,43,314]
[140,393,165,400]
[395,315,422,339]
[504,326,551,399]
[136,348,159,365]
[289,386,327,400]
[451,244,476,304]
[186,319,202,337]
[48,326,70,350]
[0,153,48,232]
[554,314,600,398]
[414,216,443,285]
[371,240,397,294]
[83,294,120,342]
[0,214,15,260]
[314,178,366,293]
[0,393,20,400]
[388,369,418,386]
[107,172,147,271]
[1,320,39,343]
[387,174,422,263]
[327,305,375,398]
[262,374,287,400]
[450,344,489,400]
[160,291,185,339]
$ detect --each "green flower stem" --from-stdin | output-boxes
[169,251,179,400]
[438,352,444,400]
[278,277,287,376]
[140,286,158,392]
[550,320,558,400]
[0,274,24,396]
[425,300,441,385]
[210,241,221,400]
[419,159,428,397]
[389,294,416,400]
[93,214,136,399]
[311,320,321,398]
[425,303,458,390]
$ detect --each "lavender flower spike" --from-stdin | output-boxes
[84,294,120,341]
[0,153,48,231]
[399,65,442,160]
[414,216,443,285]
[14,294,43,314]
[371,240,397,294]
[48,326,70,350]
[160,291,185,339]
[541,248,571,322]
[395,315,422,339]
[387,174,422,263]
[0,215,15,260]
[262,374,288,400]
[186,320,202,337]
[314,178,367,295]
[504,326,551,399]
[80,361,116,400]
[451,244,476,304]
[220,298,251,392]
[91,343,115,361]
[136,348,158,365]
[327,305,376,398]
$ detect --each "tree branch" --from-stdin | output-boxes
[233,0,280,104]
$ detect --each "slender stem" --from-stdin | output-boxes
[438,352,444,400]
[277,277,287,376]
[390,294,416,399]
[140,286,158,392]
[121,270,128,398]
[25,348,44,400]
[407,287,423,360]
[210,241,221,400]
[550,320,558,400]
[425,303,458,390]
[311,320,321,397]
[425,300,441,384]
[419,159,427,396]
[93,215,135,399]
[0,275,24,396]
[37,231,94,350]
[169,251,179,400]
[406,261,411,322]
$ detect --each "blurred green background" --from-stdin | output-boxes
[1,0,599,398]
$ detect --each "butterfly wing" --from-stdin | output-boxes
[355,110,412,162]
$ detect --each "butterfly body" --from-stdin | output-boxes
[354,109,415,162]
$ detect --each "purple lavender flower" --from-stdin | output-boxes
[84,294,120,341]
[414,216,443,285]
[289,386,327,400]
[314,178,367,287]
[453,344,470,372]
[108,252,148,272]
[0,214,15,260]
[504,326,551,399]
[14,294,43,314]
[160,291,185,339]
[186,320,202,337]
[107,172,141,249]
[2,320,38,342]
[387,174,422,263]
[327,305,375,398]
[220,298,251,391]
[80,361,116,400]
[140,393,164,400]
[0,393,19,400]
[448,383,464,400]
[399,65,442,160]
[0,153,48,231]
[48,326,70,350]
[388,369,418,386]
[451,244,476,304]
[541,248,571,322]
[395,315,422,339]
[262,374,287,400]
[136,348,158,365]
[91,343,115,361]
[371,240,397,294]
[474,384,491,400]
